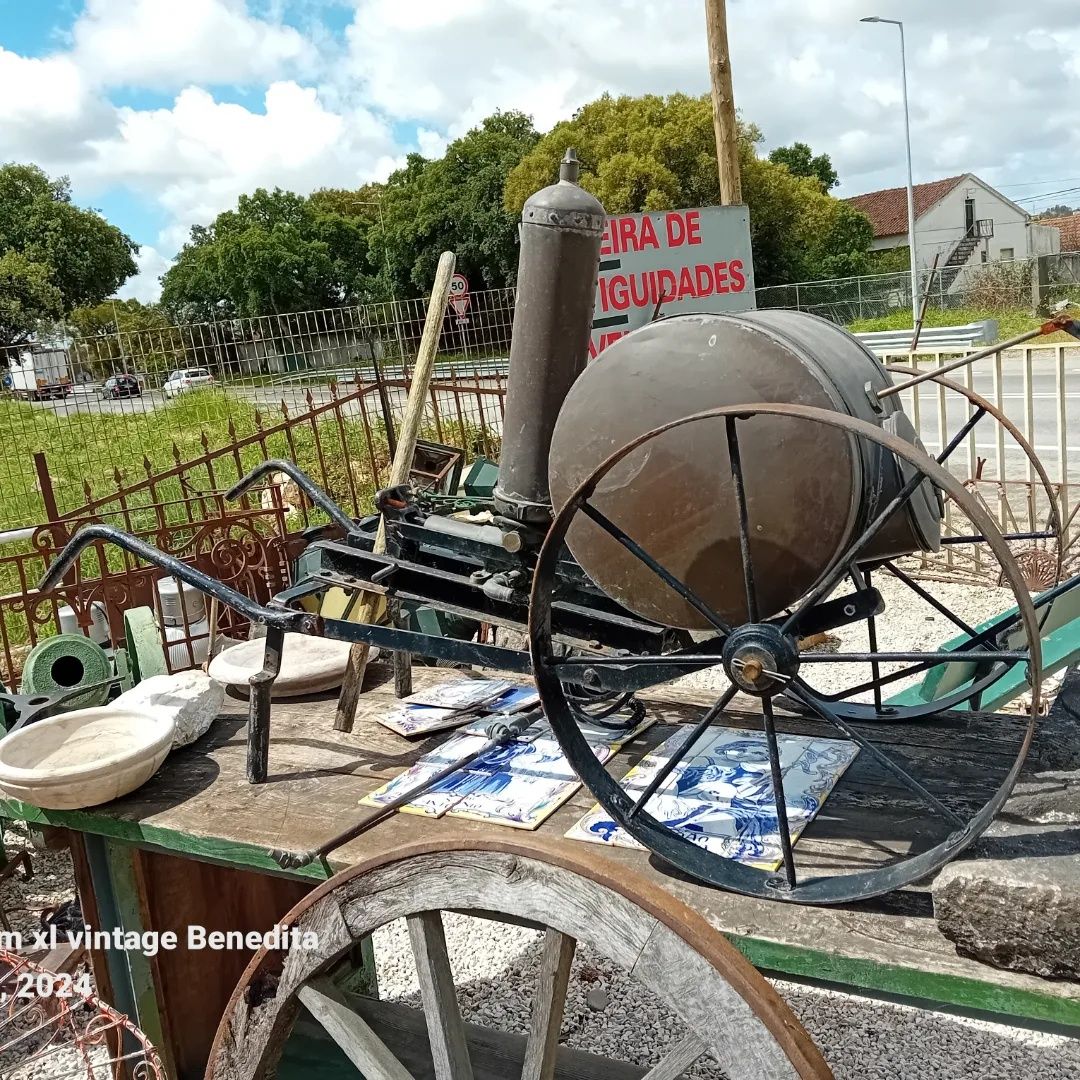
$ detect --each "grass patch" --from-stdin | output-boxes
[846,306,1076,345]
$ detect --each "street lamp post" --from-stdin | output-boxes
[862,16,919,326]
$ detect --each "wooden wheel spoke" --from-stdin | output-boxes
[408,910,475,1080]
[640,1033,709,1079]
[298,977,416,1080]
[520,930,576,1080]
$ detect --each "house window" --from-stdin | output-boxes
[1000,247,1014,261]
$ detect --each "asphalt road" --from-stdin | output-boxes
[18,348,1080,484]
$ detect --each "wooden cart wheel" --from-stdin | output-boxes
[207,838,831,1079]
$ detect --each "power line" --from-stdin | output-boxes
[1014,185,1080,204]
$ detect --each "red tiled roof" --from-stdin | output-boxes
[845,175,967,238]
[1039,212,1080,252]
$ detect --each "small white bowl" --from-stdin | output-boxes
[0,707,176,810]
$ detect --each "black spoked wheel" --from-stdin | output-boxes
[528,403,1042,904]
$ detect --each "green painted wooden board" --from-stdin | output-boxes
[888,583,1080,712]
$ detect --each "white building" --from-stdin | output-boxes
[846,173,1060,283]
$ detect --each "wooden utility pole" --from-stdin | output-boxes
[704,0,742,204]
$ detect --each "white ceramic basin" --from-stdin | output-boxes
[208,633,373,698]
[0,707,176,810]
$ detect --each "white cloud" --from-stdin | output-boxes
[72,0,316,90]
[116,245,172,303]
[3,0,1080,306]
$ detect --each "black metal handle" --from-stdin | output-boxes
[36,523,316,633]
[225,459,359,536]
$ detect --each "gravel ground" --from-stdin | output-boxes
[371,912,1080,1079]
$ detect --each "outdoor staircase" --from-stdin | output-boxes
[938,231,981,291]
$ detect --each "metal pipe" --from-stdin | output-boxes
[36,524,317,634]
[224,459,358,536]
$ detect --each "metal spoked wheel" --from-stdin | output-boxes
[529,403,1041,904]
[884,364,1064,590]
[206,839,831,1079]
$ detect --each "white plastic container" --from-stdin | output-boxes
[57,602,110,646]
[164,618,211,671]
[155,576,207,628]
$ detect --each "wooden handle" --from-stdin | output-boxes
[334,252,457,731]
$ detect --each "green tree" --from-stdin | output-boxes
[767,142,839,192]
[1035,204,1075,220]
[504,94,871,288]
[0,163,138,345]
[68,298,184,378]
[160,187,377,320]
[370,111,540,296]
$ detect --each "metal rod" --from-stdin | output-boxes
[879,320,1072,400]
[761,694,797,889]
[726,417,759,622]
[224,458,358,535]
[628,682,739,819]
[940,530,1056,545]
[782,408,981,636]
[247,625,284,784]
[864,568,883,714]
[790,684,966,829]
[269,709,541,869]
[579,501,731,634]
[799,650,1027,664]
[882,561,979,639]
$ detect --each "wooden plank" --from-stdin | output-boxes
[297,977,416,1080]
[408,910,475,1080]
[289,994,648,1080]
[639,1034,707,1080]
[522,930,576,1080]
[133,847,312,1079]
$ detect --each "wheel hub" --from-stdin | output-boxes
[722,624,800,695]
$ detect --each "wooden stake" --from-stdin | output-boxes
[334,251,457,732]
[704,0,742,205]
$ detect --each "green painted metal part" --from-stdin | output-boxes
[19,634,112,709]
[124,607,168,685]
[463,457,499,498]
[887,584,1080,712]
[114,647,134,693]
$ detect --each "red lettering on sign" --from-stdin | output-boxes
[677,265,696,300]
[638,216,659,250]
[665,212,686,247]
[686,210,701,245]
[714,262,730,294]
[729,259,746,292]
[657,268,677,300]
[608,275,630,311]
[695,265,714,297]
[589,331,628,360]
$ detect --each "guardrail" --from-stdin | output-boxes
[855,321,999,356]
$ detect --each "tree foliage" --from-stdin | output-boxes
[1035,204,1076,220]
[767,142,839,192]
[370,111,540,296]
[505,94,872,287]
[0,163,138,345]
[160,187,377,320]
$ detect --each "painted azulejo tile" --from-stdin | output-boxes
[565,726,859,870]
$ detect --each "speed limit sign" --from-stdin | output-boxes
[449,273,471,323]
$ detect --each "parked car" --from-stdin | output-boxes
[100,374,142,399]
[163,368,215,398]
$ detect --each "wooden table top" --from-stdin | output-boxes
[3,661,1078,1029]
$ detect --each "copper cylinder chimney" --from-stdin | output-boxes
[493,149,606,525]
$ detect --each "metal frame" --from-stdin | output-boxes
[528,402,1042,904]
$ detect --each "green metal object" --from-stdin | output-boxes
[124,608,168,685]
[294,544,325,584]
[114,647,134,693]
[888,583,1080,712]
[463,457,499,498]
[409,604,480,642]
[19,634,112,709]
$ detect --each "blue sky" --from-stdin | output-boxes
[2,1,1078,300]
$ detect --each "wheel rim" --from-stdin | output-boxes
[206,837,831,1079]
[529,402,1041,904]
